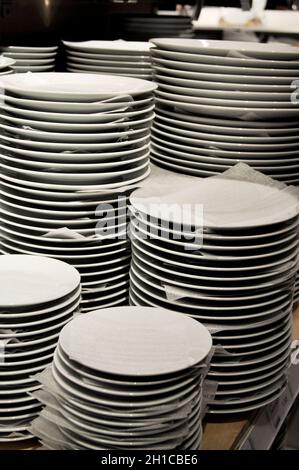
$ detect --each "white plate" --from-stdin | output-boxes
[155,112,299,143]
[132,238,298,274]
[153,68,293,92]
[151,132,299,158]
[63,41,151,54]
[150,38,299,60]
[0,56,16,70]
[151,55,299,77]
[0,93,154,113]
[1,158,149,184]
[0,139,149,163]
[131,177,298,229]
[11,58,55,65]
[1,46,58,53]
[151,140,299,167]
[0,131,150,151]
[59,306,211,376]
[2,52,57,59]
[151,47,299,69]
[152,63,296,85]
[1,102,155,124]
[68,57,151,67]
[0,73,156,101]
[152,122,299,151]
[12,65,55,72]
[155,89,299,110]
[66,62,152,74]
[155,95,299,120]
[66,67,153,80]
[0,255,80,308]
[1,112,154,133]
[155,81,293,103]
[0,122,149,143]
[67,51,151,61]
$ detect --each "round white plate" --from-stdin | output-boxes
[12,65,54,72]
[2,52,57,59]
[152,63,296,85]
[59,306,211,376]
[0,255,80,308]
[150,38,299,60]
[0,56,16,69]
[153,68,293,92]
[63,41,151,54]
[67,51,151,61]
[131,177,298,229]
[151,55,299,77]
[66,62,152,74]
[151,47,299,69]
[68,57,150,67]
[0,73,156,101]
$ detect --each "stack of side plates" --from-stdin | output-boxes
[0,255,81,443]
[63,41,152,80]
[149,39,299,185]
[0,56,15,76]
[119,15,192,41]
[30,306,212,450]
[129,177,299,414]
[0,72,156,312]
[0,46,58,73]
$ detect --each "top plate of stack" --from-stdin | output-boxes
[64,41,152,80]
[0,46,58,73]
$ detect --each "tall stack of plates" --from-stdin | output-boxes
[0,72,156,312]
[63,41,152,80]
[0,56,15,76]
[0,46,58,73]
[30,306,212,450]
[129,177,299,414]
[149,39,299,185]
[119,15,192,41]
[0,255,81,443]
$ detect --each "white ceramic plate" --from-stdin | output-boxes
[152,63,296,85]
[0,73,156,101]
[151,55,299,77]
[68,51,150,61]
[63,41,151,54]
[2,52,57,59]
[151,47,299,69]
[150,38,299,60]
[0,255,80,308]
[1,46,58,53]
[155,95,299,119]
[66,67,153,80]
[12,65,55,72]
[131,177,298,229]
[0,56,16,69]
[68,57,150,67]
[66,62,152,74]
[59,306,211,376]
[153,67,293,92]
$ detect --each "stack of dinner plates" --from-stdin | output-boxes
[30,306,212,450]
[0,46,58,73]
[119,15,192,41]
[149,39,299,185]
[63,41,152,80]
[0,72,156,311]
[129,177,299,414]
[0,255,81,443]
[0,56,15,76]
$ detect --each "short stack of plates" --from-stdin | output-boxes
[0,46,58,73]
[63,41,152,80]
[0,56,15,76]
[119,15,192,41]
[0,255,81,443]
[149,38,299,185]
[30,306,212,450]
[0,72,156,312]
[129,177,299,414]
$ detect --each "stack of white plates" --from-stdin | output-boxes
[0,46,58,73]
[120,15,192,41]
[129,177,299,414]
[0,255,81,443]
[30,306,212,450]
[149,39,299,185]
[0,72,156,312]
[0,56,15,76]
[63,41,152,80]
